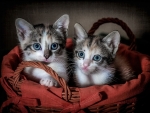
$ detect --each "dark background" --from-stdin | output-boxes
[1,1,150,54]
[1,0,150,108]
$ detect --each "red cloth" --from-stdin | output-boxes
[1,38,150,113]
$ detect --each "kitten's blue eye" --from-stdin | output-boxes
[51,43,58,50]
[93,55,102,61]
[77,51,85,59]
[33,43,41,50]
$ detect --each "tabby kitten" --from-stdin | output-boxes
[73,23,135,88]
[15,14,69,87]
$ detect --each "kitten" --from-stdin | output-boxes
[73,23,135,88]
[15,14,69,87]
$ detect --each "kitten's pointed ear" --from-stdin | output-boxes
[102,31,120,58]
[15,18,34,42]
[53,14,69,36]
[74,23,88,43]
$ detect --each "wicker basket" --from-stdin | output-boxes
[1,18,150,113]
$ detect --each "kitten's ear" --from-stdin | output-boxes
[102,31,120,58]
[53,14,69,36]
[15,18,34,43]
[74,23,88,43]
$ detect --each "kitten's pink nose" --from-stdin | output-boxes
[83,59,91,69]
[83,63,89,68]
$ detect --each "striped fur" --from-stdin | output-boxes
[15,14,69,87]
[73,23,135,88]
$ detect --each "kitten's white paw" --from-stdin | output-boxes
[40,78,59,87]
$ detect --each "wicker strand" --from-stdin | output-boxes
[87,18,136,50]
[12,61,71,101]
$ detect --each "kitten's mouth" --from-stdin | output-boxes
[81,67,90,74]
[80,66,96,75]
[42,62,50,65]
[42,60,51,64]
[82,67,88,71]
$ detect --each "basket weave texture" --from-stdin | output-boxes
[1,18,150,113]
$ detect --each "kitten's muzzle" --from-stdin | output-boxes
[83,59,91,67]
[44,49,51,59]
[44,54,50,59]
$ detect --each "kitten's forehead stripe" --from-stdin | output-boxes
[90,38,101,52]
[83,40,89,48]
[39,38,41,43]
[46,26,52,35]
[32,39,37,42]
[47,33,52,39]
[34,24,45,34]
[88,37,94,47]
[43,29,48,40]
[45,41,48,49]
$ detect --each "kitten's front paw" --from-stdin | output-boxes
[40,78,59,87]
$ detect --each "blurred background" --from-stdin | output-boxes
[1,1,150,55]
[1,0,150,107]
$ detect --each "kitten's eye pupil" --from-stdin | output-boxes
[78,51,85,59]
[33,43,41,50]
[93,55,101,61]
[51,43,58,50]
[79,53,83,56]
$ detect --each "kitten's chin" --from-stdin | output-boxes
[80,68,91,75]
[41,61,50,64]
[39,58,53,63]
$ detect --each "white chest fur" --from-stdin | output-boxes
[75,68,113,87]
[23,61,68,84]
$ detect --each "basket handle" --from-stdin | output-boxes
[88,17,136,50]
[12,61,71,101]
